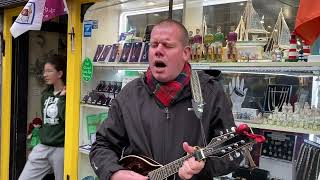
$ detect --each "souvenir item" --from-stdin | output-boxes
[192,29,203,61]
[203,34,214,62]
[93,44,104,62]
[188,30,194,45]
[140,42,150,63]
[108,44,120,62]
[227,30,237,61]
[287,33,298,61]
[129,42,143,62]
[213,26,224,61]
[119,43,133,62]
[265,9,290,54]
[97,45,112,62]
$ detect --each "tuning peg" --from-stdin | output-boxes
[231,127,236,132]
[227,147,232,151]
[240,140,245,144]
[226,129,229,133]
[230,133,235,137]
[248,146,253,151]
[221,150,226,153]
[234,151,241,158]
[229,154,234,161]
[219,131,224,135]
[217,138,221,141]
[234,143,239,147]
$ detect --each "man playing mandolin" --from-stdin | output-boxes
[90,19,242,180]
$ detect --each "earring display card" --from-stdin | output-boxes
[108,44,120,62]
[140,42,150,63]
[119,43,133,62]
[263,84,292,112]
[98,45,112,62]
[261,131,296,162]
[129,42,143,62]
[93,44,104,62]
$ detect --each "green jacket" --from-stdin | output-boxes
[40,86,66,147]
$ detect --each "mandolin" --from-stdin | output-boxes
[119,124,265,180]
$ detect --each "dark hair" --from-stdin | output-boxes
[45,54,67,84]
[153,19,189,46]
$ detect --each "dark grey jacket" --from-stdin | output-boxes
[90,71,241,180]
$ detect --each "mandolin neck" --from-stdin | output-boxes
[148,154,192,180]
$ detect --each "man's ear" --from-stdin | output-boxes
[183,46,191,62]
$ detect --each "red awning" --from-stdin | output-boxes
[294,0,320,44]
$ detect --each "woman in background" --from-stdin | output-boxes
[19,55,67,180]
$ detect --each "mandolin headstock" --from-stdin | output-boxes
[195,124,264,161]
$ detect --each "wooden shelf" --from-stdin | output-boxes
[80,103,110,110]
[235,121,320,135]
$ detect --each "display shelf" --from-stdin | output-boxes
[79,144,92,155]
[79,147,90,155]
[80,103,110,110]
[235,121,320,135]
[92,62,320,74]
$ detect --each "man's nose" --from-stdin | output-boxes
[154,44,164,57]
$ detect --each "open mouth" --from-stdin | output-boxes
[155,61,166,68]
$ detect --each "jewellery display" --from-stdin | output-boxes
[296,140,320,180]
[261,131,296,162]
[81,81,122,107]
[264,84,292,112]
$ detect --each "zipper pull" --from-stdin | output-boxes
[164,107,170,120]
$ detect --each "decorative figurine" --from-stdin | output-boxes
[188,30,194,45]
[203,33,215,62]
[213,26,224,61]
[272,44,283,62]
[226,27,237,61]
[188,30,194,61]
[287,33,297,62]
[192,29,203,61]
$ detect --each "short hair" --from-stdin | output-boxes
[45,54,67,85]
[153,19,189,46]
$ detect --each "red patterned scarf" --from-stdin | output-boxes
[145,63,191,108]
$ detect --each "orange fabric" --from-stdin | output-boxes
[294,0,320,44]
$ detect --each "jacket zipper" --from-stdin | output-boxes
[164,107,170,120]
[164,107,170,165]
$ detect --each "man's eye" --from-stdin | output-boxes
[163,43,174,48]
[150,43,159,48]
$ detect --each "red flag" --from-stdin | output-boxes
[294,0,320,44]
[43,0,68,22]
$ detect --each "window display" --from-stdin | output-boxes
[80,0,320,180]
